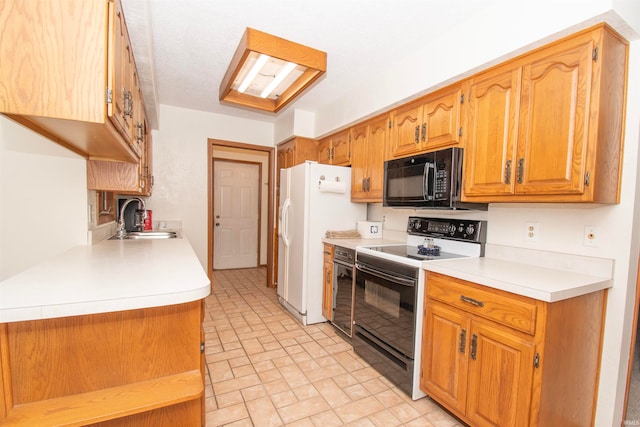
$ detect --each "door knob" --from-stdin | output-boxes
[215,215,220,218]
[215,222,220,227]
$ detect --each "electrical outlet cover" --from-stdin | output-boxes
[525,222,539,242]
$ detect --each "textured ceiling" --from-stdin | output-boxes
[121,0,488,127]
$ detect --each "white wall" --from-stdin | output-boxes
[148,105,275,269]
[0,116,87,281]
[313,5,632,137]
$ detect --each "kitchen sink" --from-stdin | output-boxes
[109,231,178,240]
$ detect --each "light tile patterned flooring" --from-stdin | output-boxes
[203,267,464,427]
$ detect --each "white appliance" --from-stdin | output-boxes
[278,161,366,325]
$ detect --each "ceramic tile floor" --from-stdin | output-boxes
[203,267,464,427]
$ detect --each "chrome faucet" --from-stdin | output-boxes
[116,197,146,238]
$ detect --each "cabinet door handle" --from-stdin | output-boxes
[470,334,478,360]
[421,123,426,142]
[517,158,525,184]
[505,160,512,185]
[459,328,467,354]
[460,295,484,307]
[414,125,420,143]
[326,270,331,283]
[123,90,133,119]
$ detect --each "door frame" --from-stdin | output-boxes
[212,158,262,270]
[207,139,275,288]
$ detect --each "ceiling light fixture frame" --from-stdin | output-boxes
[219,27,327,113]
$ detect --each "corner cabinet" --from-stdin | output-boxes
[351,115,387,202]
[322,244,334,320]
[277,137,318,170]
[0,0,144,163]
[463,24,627,203]
[421,272,606,427]
[388,83,464,159]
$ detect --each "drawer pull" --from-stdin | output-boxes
[460,295,484,307]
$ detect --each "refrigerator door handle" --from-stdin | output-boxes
[281,198,291,247]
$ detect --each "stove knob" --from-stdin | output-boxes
[449,224,456,235]
[414,222,422,230]
[466,225,475,235]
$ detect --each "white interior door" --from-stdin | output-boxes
[213,160,260,269]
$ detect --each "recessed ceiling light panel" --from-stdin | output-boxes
[220,28,326,113]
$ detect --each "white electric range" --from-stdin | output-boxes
[353,217,487,400]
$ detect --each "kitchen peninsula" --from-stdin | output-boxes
[0,237,210,426]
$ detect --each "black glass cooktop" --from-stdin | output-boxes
[364,245,467,261]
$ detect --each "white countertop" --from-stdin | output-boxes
[323,238,613,303]
[424,256,612,302]
[0,237,210,323]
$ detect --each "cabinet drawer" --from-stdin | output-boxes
[427,272,538,335]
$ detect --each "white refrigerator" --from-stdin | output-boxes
[278,161,366,325]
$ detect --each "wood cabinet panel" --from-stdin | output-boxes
[351,115,387,202]
[331,129,351,165]
[322,244,334,320]
[421,271,606,427]
[0,0,143,163]
[389,84,463,158]
[516,37,593,195]
[421,302,470,415]
[466,321,535,427]
[464,66,521,197]
[428,273,537,335]
[317,130,351,165]
[422,85,463,150]
[463,24,627,203]
[0,301,204,426]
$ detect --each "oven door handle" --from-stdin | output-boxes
[356,263,416,287]
[334,259,353,269]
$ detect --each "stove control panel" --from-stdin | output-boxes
[407,217,486,243]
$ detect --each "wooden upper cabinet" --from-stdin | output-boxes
[463,24,627,203]
[517,38,594,196]
[0,0,141,163]
[330,129,351,165]
[464,66,521,197]
[110,1,133,144]
[388,84,463,159]
[317,137,332,164]
[276,137,317,170]
[317,129,351,165]
[351,115,387,202]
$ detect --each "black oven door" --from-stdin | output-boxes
[353,259,418,358]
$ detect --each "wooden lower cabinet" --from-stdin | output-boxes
[421,272,606,427]
[322,244,334,320]
[0,301,205,426]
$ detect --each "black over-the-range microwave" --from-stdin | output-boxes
[383,147,487,210]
